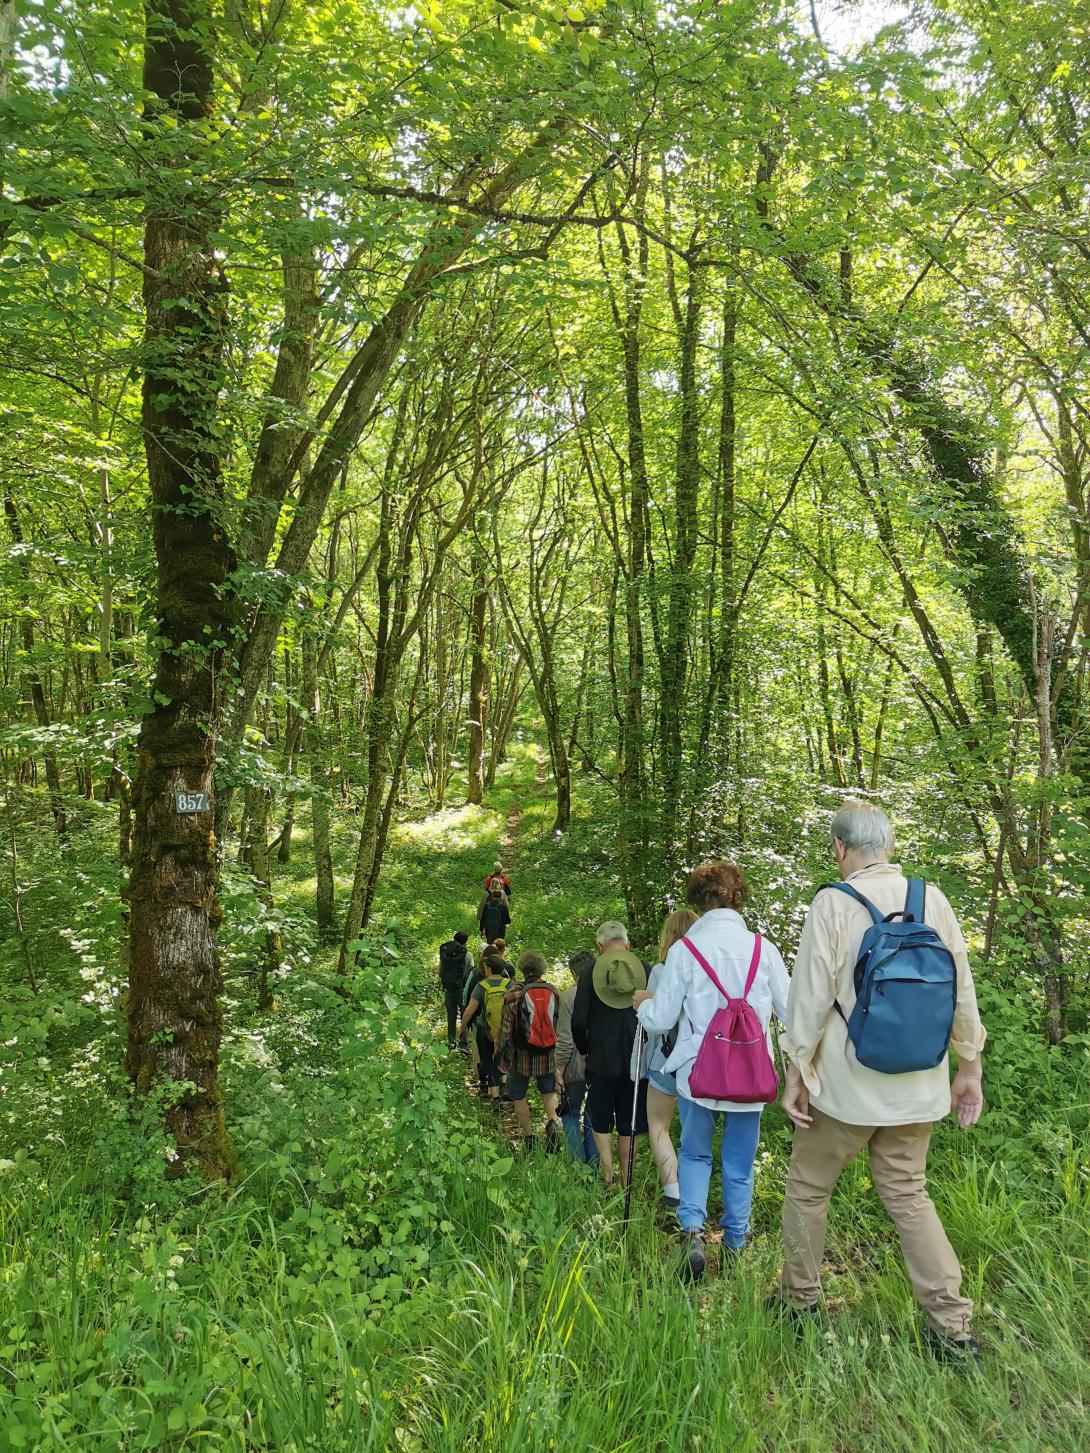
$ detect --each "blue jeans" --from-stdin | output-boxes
[561,1079,598,1163]
[677,1097,763,1247]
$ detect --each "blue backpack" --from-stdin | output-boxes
[822,878,957,1074]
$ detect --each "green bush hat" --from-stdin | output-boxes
[592,948,647,1009]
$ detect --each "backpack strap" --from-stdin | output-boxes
[819,881,883,923]
[820,883,881,1031]
[904,877,926,923]
[682,934,763,1005]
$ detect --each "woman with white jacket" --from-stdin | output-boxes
[633,861,790,1284]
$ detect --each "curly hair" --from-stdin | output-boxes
[685,861,749,914]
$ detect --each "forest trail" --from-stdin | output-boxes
[498,743,547,861]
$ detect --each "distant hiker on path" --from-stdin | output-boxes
[479,884,511,943]
[554,950,598,1164]
[497,951,564,1153]
[572,922,649,1187]
[485,861,511,900]
[776,800,986,1369]
[634,864,789,1284]
[438,929,474,1051]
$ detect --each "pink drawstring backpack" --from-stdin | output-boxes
[683,935,779,1104]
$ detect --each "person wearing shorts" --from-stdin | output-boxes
[586,1071,649,1138]
[630,907,699,1218]
[571,921,650,1187]
[497,951,564,1153]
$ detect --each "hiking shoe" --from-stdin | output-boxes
[763,1294,819,1328]
[544,1119,564,1154]
[680,1231,705,1285]
[522,1135,537,1154]
[925,1327,984,1374]
[659,1196,681,1229]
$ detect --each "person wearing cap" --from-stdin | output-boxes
[571,921,650,1186]
[633,863,790,1284]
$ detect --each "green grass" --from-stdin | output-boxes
[1,738,1088,1449]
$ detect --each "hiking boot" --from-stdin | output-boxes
[924,1327,983,1374]
[680,1231,705,1285]
[544,1119,564,1154]
[522,1134,537,1154]
[763,1294,819,1328]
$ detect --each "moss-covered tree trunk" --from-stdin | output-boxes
[125,0,236,1179]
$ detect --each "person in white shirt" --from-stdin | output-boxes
[634,862,790,1284]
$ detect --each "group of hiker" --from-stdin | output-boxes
[436,807,987,1370]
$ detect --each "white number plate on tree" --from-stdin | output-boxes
[175,791,210,814]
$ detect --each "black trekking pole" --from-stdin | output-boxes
[624,1024,645,1225]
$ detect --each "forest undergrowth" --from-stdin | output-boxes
[1,743,1088,1451]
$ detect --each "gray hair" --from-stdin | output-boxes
[830,799,895,857]
[595,920,630,949]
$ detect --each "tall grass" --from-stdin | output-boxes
[1,739,1087,1449]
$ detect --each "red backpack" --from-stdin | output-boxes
[683,935,779,1104]
[518,983,558,1050]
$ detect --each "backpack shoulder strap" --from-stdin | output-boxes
[681,936,731,1001]
[818,882,883,924]
[742,933,763,1000]
[904,877,926,923]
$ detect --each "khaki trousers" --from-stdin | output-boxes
[781,1107,973,1337]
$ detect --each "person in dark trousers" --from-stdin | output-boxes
[479,885,511,944]
[438,930,474,1050]
[571,921,649,1186]
[554,950,598,1164]
[460,953,513,1104]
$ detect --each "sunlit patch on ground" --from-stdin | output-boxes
[391,802,499,852]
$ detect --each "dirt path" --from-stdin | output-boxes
[498,745,546,861]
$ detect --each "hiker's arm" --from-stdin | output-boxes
[554,993,575,1085]
[571,972,590,1056]
[781,899,839,1098]
[781,1062,813,1129]
[766,942,791,1023]
[941,899,987,1066]
[497,997,515,1065]
[460,996,479,1030]
[935,897,985,1126]
[635,950,686,1034]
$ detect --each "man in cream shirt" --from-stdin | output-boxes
[778,800,986,1368]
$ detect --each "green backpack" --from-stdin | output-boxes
[478,975,510,1042]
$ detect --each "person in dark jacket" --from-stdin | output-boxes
[438,930,474,1050]
[479,886,511,944]
[571,920,649,1186]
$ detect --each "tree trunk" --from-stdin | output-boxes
[245,786,280,1010]
[302,632,335,937]
[466,571,489,805]
[3,496,67,837]
[125,0,236,1180]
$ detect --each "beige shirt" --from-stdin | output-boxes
[784,863,986,1127]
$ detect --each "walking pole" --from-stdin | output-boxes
[624,1024,645,1224]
